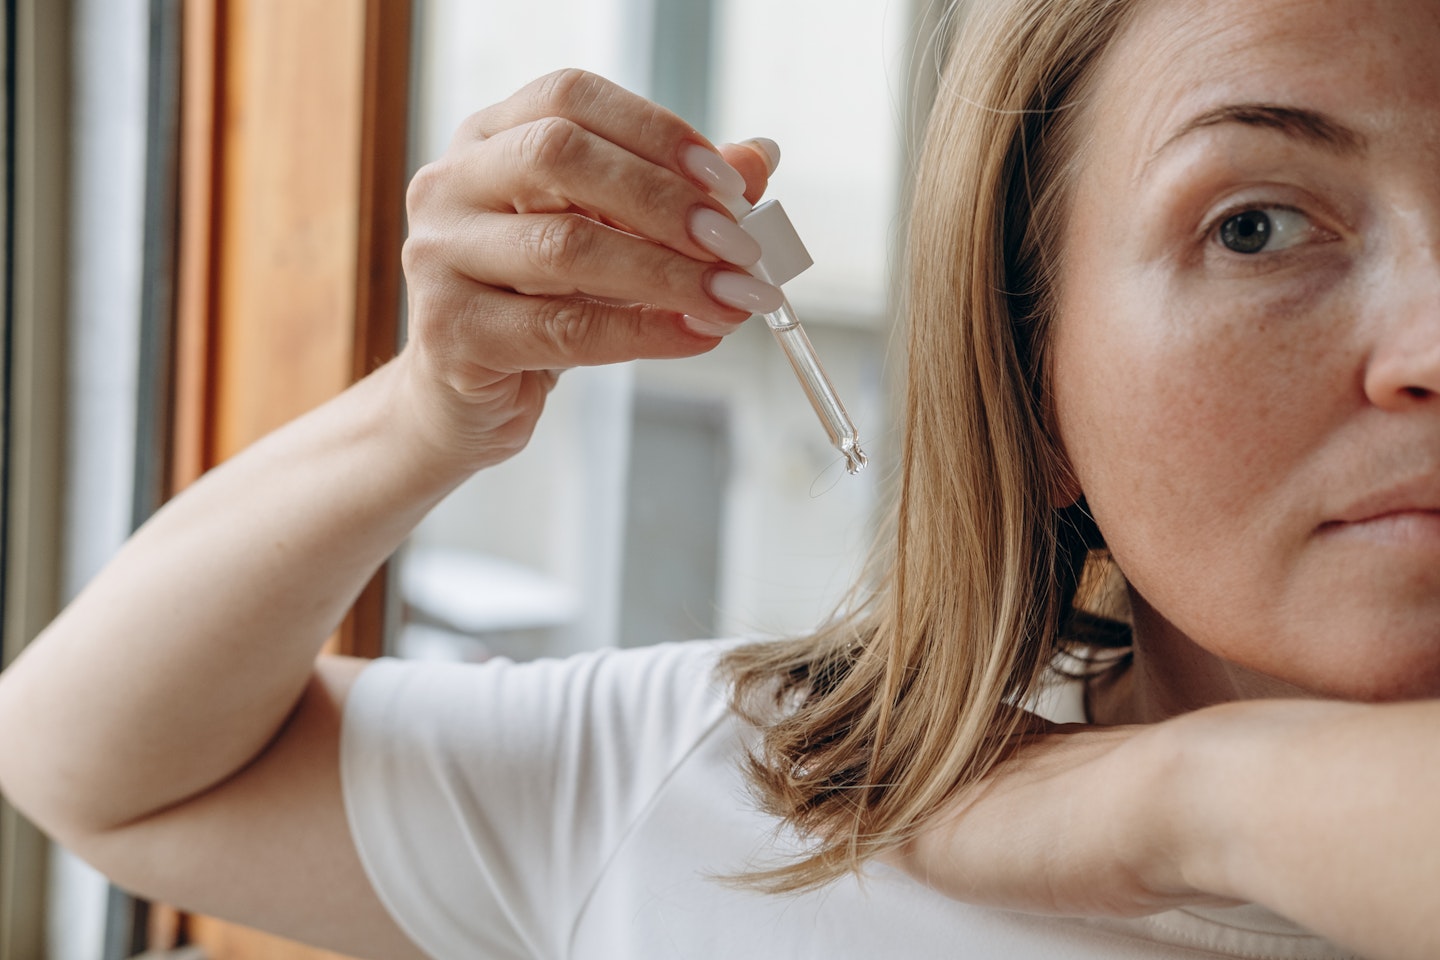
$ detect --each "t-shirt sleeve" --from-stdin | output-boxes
[339,640,736,960]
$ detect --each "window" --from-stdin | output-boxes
[397,0,916,665]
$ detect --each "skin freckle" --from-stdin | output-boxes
[1053,0,1440,709]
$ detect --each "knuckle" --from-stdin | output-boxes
[454,108,490,144]
[518,115,583,173]
[400,234,423,277]
[524,215,589,276]
[404,273,467,343]
[400,232,434,279]
[536,297,607,362]
[636,179,686,231]
[405,160,445,218]
[534,68,604,115]
[659,254,699,298]
[401,228,452,281]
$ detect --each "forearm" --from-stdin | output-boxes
[0,356,468,839]
[1177,698,1440,960]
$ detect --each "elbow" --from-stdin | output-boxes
[0,668,118,848]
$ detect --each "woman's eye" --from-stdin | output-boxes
[1215,207,1315,255]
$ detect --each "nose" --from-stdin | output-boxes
[1363,238,1440,410]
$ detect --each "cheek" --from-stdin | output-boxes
[1051,265,1352,643]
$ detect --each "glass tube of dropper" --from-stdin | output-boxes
[761,294,868,475]
[721,188,868,475]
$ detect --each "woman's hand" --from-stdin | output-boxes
[394,68,779,472]
[889,714,1235,919]
[891,697,1440,960]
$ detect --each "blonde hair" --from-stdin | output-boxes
[723,0,1138,892]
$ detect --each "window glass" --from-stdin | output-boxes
[398,0,914,663]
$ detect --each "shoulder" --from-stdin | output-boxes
[347,638,744,747]
[340,638,756,841]
[338,639,753,958]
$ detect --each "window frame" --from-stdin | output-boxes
[1,0,71,957]
[161,0,411,953]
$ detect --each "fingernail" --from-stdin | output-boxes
[706,270,783,314]
[680,143,746,198]
[683,314,743,338]
[742,138,781,175]
[688,206,762,266]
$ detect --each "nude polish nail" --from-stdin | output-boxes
[679,143,747,198]
[742,137,781,175]
[707,270,783,314]
[689,207,762,266]
[683,314,741,338]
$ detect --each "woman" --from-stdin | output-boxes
[1,0,1436,956]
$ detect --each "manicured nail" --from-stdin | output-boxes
[680,143,746,198]
[742,138,781,175]
[683,314,743,338]
[689,206,762,266]
[707,270,783,314]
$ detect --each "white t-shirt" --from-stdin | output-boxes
[340,640,1359,960]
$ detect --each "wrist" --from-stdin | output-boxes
[1090,719,1220,906]
[387,343,553,477]
[1137,711,1241,903]
[1145,699,1358,906]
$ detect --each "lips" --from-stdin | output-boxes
[1323,475,1440,529]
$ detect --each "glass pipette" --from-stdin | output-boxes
[721,193,869,475]
[762,295,868,474]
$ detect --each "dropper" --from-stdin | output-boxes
[718,192,869,475]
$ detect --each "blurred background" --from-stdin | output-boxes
[397,0,915,664]
[0,0,940,956]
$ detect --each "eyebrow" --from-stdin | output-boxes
[1147,103,1368,169]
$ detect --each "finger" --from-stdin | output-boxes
[442,122,760,267]
[432,211,778,323]
[454,69,745,197]
[418,280,730,372]
[720,138,781,204]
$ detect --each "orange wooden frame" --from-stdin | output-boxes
[157,0,410,955]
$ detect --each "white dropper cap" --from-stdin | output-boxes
[718,194,814,288]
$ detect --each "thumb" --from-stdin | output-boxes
[718,138,781,205]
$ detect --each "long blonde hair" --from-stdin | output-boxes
[722,0,1138,892]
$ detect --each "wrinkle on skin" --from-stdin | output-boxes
[1111,0,1439,194]
[1051,0,1440,723]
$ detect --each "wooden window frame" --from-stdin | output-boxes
[148,1,411,956]
[171,0,410,674]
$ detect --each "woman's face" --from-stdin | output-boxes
[1053,0,1440,705]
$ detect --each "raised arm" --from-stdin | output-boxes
[0,70,774,957]
[1177,698,1440,960]
[893,697,1440,960]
